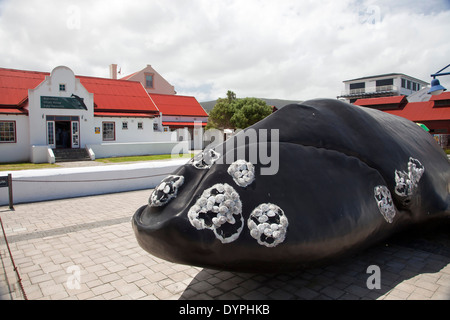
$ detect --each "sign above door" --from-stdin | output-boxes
[41,95,87,110]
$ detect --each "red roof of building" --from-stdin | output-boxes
[0,68,47,113]
[0,67,208,119]
[0,67,159,116]
[355,93,450,122]
[354,95,407,108]
[384,101,450,121]
[429,91,450,101]
[149,93,208,117]
[0,108,29,115]
[77,76,159,115]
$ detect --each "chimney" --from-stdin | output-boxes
[109,64,118,79]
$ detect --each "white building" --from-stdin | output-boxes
[338,73,429,103]
[0,66,207,163]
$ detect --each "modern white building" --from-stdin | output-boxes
[338,73,429,103]
[0,65,207,163]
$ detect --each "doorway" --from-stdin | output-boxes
[55,121,71,149]
[46,116,80,149]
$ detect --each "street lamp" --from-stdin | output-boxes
[428,64,449,95]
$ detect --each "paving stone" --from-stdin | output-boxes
[1,188,449,301]
[320,286,345,299]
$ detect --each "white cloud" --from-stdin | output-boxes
[0,0,449,101]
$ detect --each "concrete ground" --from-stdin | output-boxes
[1,187,449,300]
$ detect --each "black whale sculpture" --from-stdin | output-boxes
[132,98,450,272]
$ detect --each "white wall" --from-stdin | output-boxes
[163,115,208,123]
[93,116,161,143]
[0,114,30,162]
[87,140,188,159]
[0,159,187,205]
[28,66,95,147]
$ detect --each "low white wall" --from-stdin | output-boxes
[30,145,50,164]
[0,159,186,205]
[87,141,189,159]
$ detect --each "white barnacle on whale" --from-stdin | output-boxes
[394,157,424,197]
[247,203,288,247]
[191,149,221,170]
[149,175,184,207]
[188,183,244,243]
[227,159,255,187]
[374,185,396,223]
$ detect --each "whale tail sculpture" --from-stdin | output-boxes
[132,98,450,272]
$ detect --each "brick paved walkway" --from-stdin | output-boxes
[1,189,449,300]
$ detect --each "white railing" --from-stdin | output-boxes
[341,85,399,96]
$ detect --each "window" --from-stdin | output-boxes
[138,122,143,130]
[349,82,365,90]
[145,74,154,88]
[102,122,115,141]
[401,78,406,88]
[407,80,411,90]
[59,84,66,91]
[153,123,159,131]
[0,121,16,143]
[122,121,128,130]
[47,121,54,146]
[376,78,393,87]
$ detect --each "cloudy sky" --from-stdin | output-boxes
[1,0,449,102]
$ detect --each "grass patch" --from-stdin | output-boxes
[0,162,59,171]
[95,153,194,163]
[0,153,195,171]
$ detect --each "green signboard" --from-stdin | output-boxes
[41,95,87,110]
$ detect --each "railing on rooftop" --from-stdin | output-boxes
[341,85,399,97]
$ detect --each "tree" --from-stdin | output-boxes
[226,90,236,102]
[230,97,272,129]
[206,91,272,130]
[206,97,235,130]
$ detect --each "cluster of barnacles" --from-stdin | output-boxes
[247,203,288,247]
[374,157,424,224]
[149,148,425,246]
[187,154,289,247]
[227,159,255,187]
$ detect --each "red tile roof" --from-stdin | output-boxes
[384,101,450,121]
[429,91,450,101]
[0,67,208,119]
[0,68,47,108]
[149,93,208,117]
[0,67,161,117]
[77,76,159,115]
[354,96,408,111]
[0,108,29,115]
[354,95,407,107]
[354,94,450,122]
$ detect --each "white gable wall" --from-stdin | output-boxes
[28,66,96,148]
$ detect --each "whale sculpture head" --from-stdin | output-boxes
[132,98,450,272]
